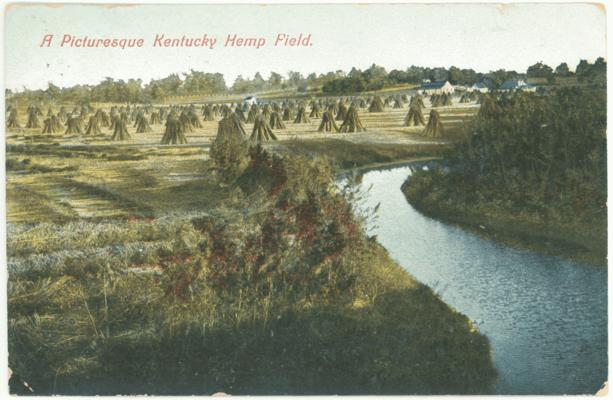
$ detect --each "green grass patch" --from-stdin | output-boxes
[279,139,450,170]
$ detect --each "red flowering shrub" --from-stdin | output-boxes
[198,147,364,298]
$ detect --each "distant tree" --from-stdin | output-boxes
[364,64,386,79]
[486,69,519,88]
[459,69,478,85]
[182,70,226,94]
[287,71,304,87]
[268,72,283,88]
[45,82,61,100]
[431,67,448,82]
[526,62,554,79]
[306,73,318,83]
[232,75,252,93]
[554,62,571,77]
[142,74,182,99]
[576,59,591,76]
[363,64,387,89]
[594,57,606,68]
[318,71,339,85]
[388,69,409,84]
[405,65,426,83]
[448,67,463,84]
[125,79,143,103]
[588,57,606,84]
[252,73,266,91]
[575,58,606,84]
[348,67,361,78]
[149,84,166,100]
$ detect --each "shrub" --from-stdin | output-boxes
[209,130,249,183]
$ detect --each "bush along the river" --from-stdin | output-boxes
[403,87,607,266]
[9,144,497,395]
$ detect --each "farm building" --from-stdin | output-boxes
[470,82,490,93]
[499,79,536,92]
[420,81,454,95]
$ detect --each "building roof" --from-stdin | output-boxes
[420,81,451,90]
[472,82,490,89]
[499,79,532,90]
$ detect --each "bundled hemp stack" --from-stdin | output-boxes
[423,109,444,138]
[251,114,278,143]
[318,106,339,133]
[294,106,310,123]
[339,104,366,133]
[111,114,131,141]
[368,96,385,113]
[161,112,188,144]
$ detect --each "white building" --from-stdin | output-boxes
[419,81,454,95]
[470,82,490,93]
[499,79,536,92]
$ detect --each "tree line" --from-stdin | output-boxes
[322,58,606,95]
[6,58,606,104]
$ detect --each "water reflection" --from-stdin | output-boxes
[355,165,607,394]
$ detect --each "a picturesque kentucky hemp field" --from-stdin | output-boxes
[5,57,607,395]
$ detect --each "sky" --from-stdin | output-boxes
[4,3,607,92]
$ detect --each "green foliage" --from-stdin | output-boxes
[454,88,606,211]
[527,61,554,79]
[404,87,607,265]
[209,128,249,183]
[11,71,228,104]
[321,63,523,95]
[575,57,606,84]
[555,62,571,77]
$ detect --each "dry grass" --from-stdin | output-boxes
[6,101,477,148]
[6,145,225,223]
[6,100,477,224]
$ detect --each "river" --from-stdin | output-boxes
[354,164,607,394]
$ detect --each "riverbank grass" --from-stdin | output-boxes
[278,139,450,170]
[402,168,606,267]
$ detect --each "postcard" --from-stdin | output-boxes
[4,2,607,395]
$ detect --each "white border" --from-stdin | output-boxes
[0,1,609,399]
